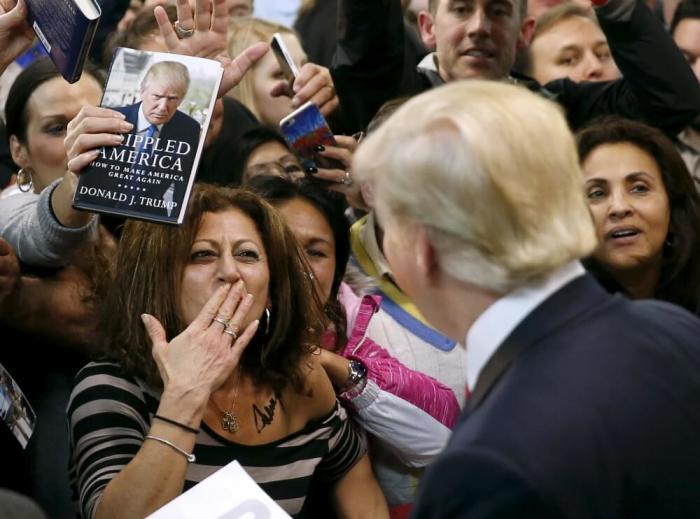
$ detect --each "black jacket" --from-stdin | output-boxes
[331,0,700,136]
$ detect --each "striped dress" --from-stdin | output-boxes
[67,362,365,519]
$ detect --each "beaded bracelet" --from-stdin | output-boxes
[145,435,196,463]
[153,414,199,434]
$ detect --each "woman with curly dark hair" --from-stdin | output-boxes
[578,117,700,314]
[67,184,388,519]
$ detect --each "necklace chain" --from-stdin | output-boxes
[210,369,241,433]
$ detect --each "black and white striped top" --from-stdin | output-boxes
[68,362,365,518]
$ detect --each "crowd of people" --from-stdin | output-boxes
[0,0,699,517]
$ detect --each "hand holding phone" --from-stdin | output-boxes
[279,102,343,174]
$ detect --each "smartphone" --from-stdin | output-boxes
[271,33,299,84]
[279,102,343,173]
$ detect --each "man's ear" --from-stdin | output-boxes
[9,135,29,170]
[517,16,536,49]
[415,224,438,279]
[417,10,437,51]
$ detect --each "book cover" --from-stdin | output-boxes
[26,0,101,83]
[73,47,223,225]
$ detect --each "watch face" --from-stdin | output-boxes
[349,360,367,381]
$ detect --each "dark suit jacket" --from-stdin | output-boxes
[412,274,700,519]
[111,102,201,219]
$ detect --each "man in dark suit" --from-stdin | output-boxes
[353,81,700,518]
[111,60,201,220]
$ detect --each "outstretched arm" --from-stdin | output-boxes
[0,0,34,74]
[331,0,408,133]
[550,0,700,134]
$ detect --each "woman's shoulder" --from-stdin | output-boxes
[71,361,158,403]
[286,353,338,422]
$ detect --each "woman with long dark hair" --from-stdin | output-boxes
[578,117,700,314]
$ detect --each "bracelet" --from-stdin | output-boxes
[153,414,199,434]
[145,435,196,463]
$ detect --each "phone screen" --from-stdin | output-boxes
[271,33,299,84]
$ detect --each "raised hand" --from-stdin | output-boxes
[142,281,259,397]
[270,63,339,117]
[0,0,34,72]
[312,135,369,210]
[65,105,133,173]
[154,0,268,98]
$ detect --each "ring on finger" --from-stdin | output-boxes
[342,170,353,186]
[174,20,194,39]
[213,316,229,327]
[223,327,238,339]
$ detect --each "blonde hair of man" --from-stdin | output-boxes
[227,17,296,121]
[353,81,597,294]
[141,60,191,97]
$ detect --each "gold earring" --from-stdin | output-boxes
[16,168,33,193]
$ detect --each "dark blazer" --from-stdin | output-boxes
[111,102,201,219]
[412,274,700,519]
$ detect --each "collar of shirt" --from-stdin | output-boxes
[359,211,394,280]
[137,104,163,134]
[465,260,586,391]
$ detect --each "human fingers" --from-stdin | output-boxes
[65,106,128,150]
[142,313,169,353]
[218,42,269,97]
[194,0,212,32]
[269,80,293,99]
[317,145,352,168]
[211,280,246,332]
[175,0,194,29]
[155,4,180,49]
[228,319,259,366]
[191,283,232,331]
[211,0,229,34]
[332,134,359,152]
[225,292,254,340]
[312,167,348,185]
[291,66,332,109]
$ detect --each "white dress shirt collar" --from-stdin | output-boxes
[137,104,163,134]
[465,261,586,391]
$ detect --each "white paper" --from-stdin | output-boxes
[147,460,292,519]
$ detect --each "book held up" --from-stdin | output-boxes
[26,0,101,83]
[73,47,223,225]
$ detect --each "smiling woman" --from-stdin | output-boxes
[67,184,389,519]
[577,117,700,313]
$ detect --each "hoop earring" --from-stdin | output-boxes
[16,168,32,193]
[264,307,271,336]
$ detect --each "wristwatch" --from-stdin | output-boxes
[339,359,367,394]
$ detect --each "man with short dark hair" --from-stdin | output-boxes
[332,0,700,136]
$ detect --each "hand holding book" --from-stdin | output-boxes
[0,0,33,73]
[50,105,132,228]
[154,0,268,98]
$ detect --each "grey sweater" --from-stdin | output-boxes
[0,179,97,267]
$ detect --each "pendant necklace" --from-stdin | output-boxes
[211,368,241,433]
